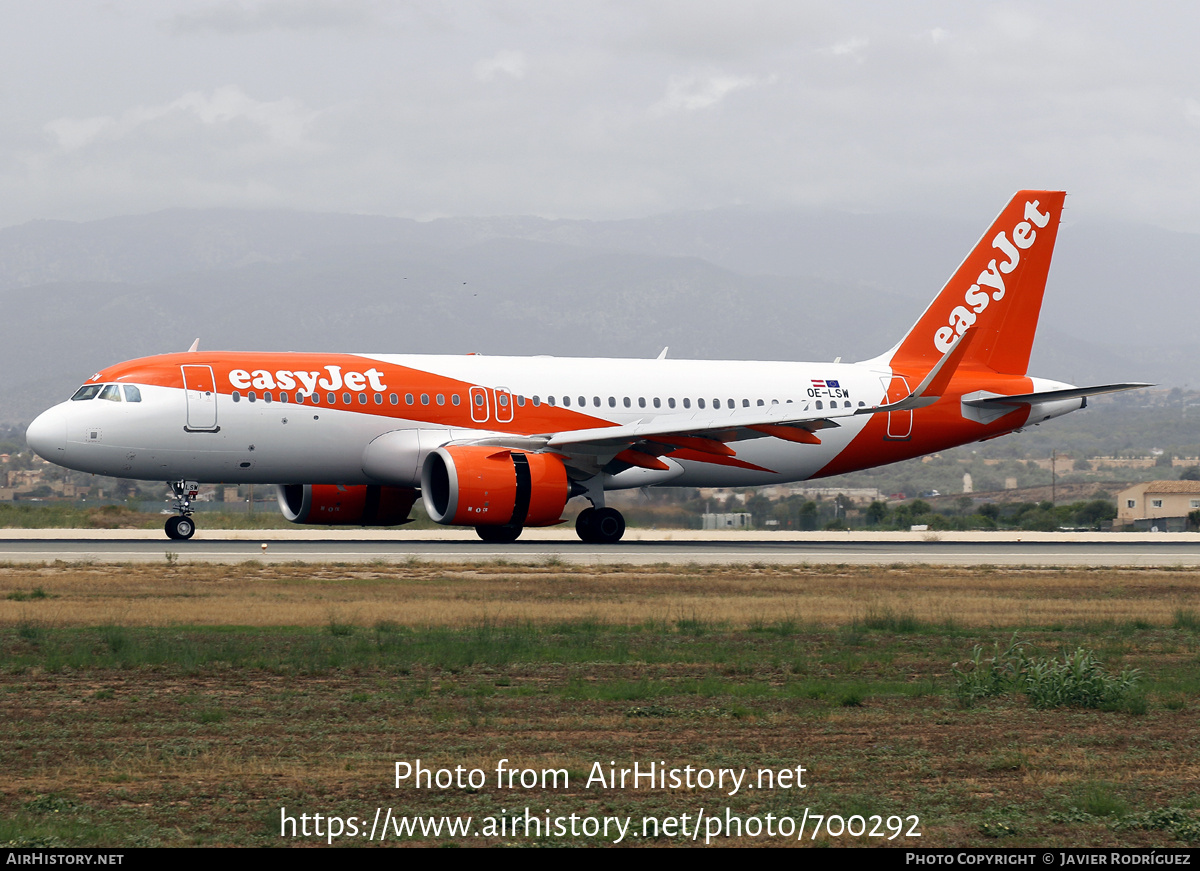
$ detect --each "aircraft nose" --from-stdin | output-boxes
[26,405,67,461]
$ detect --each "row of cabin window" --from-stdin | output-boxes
[533,396,864,411]
[228,390,865,412]
[231,390,417,406]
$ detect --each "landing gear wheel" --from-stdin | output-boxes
[476,524,522,543]
[577,507,624,544]
[575,507,597,543]
[165,516,195,540]
[591,507,625,544]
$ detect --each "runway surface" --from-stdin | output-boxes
[3,532,1200,566]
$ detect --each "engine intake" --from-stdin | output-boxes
[421,446,568,527]
[276,484,417,526]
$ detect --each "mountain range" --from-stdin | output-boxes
[0,204,1191,424]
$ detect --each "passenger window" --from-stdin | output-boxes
[389,394,398,405]
[405,393,414,405]
[122,385,142,403]
[668,398,676,409]
[756,399,764,406]
[609,397,616,408]
[532,395,541,407]
[683,398,691,409]
[342,392,352,404]
[99,384,122,402]
[517,396,526,407]
[436,394,445,406]
[264,392,273,403]
[638,397,645,408]
[452,394,461,406]
[579,396,586,407]
[697,399,705,409]
[280,392,289,404]
[563,396,571,407]
[421,394,430,405]
[743,399,750,407]
[547,396,556,406]
[474,393,484,407]
[623,397,630,408]
[374,393,382,404]
[593,396,601,407]
[498,394,508,407]
[249,391,258,403]
[232,391,242,403]
[653,398,661,408]
[327,392,336,404]
[295,393,304,404]
[816,400,823,409]
[71,384,104,401]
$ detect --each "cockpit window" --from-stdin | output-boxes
[71,384,103,401]
[123,385,142,403]
[99,384,123,402]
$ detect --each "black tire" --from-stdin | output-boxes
[591,507,625,544]
[575,507,597,543]
[166,516,196,540]
[476,524,522,543]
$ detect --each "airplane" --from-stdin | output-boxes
[24,190,1147,544]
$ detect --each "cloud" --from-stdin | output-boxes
[45,86,320,152]
[1185,98,1200,127]
[169,0,377,35]
[474,50,528,82]
[827,36,868,57]
[654,72,774,112]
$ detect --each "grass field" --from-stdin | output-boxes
[2,561,1199,847]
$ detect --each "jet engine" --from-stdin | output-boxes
[420,446,569,528]
[276,484,418,526]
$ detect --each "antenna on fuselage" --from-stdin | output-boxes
[187,338,200,353]
[656,347,669,360]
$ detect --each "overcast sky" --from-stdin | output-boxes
[3,1,1200,231]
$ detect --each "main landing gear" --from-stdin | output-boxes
[472,506,628,545]
[165,481,198,540]
[575,506,626,545]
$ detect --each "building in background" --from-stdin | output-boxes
[1116,481,1200,531]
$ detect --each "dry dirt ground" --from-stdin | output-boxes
[1,561,1198,848]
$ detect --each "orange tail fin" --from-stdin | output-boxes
[886,190,1065,377]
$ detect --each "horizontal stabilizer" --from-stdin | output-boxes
[962,383,1153,408]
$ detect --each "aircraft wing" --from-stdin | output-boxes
[547,404,849,447]
[452,404,855,476]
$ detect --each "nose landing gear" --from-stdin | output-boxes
[165,481,198,540]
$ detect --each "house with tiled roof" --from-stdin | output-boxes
[1116,481,1200,531]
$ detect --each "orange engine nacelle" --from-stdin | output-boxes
[420,446,569,528]
[276,484,418,526]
